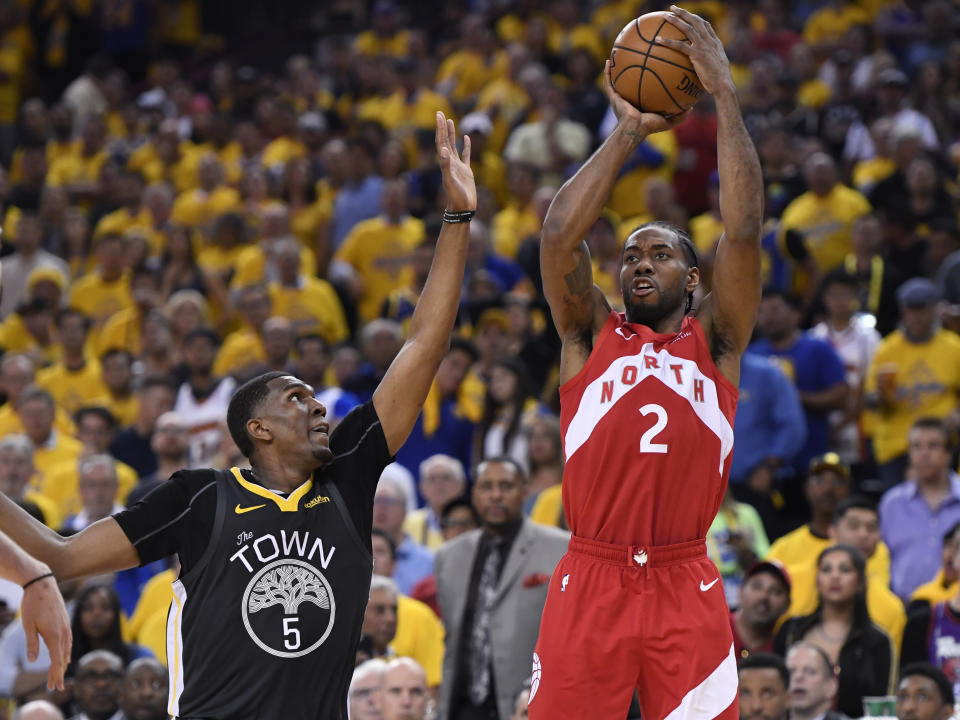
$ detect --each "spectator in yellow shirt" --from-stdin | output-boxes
[97,264,163,357]
[213,284,270,378]
[92,170,145,241]
[866,279,960,488]
[404,455,468,551]
[94,349,139,429]
[354,1,412,57]
[126,182,176,258]
[333,178,425,322]
[170,153,240,231]
[139,119,200,194]
[36,309,107,415]
[910,523,960,611]
[436,14,508,105]
[267,238,348,344]
[46,115,109,199]
[491,162,541,260]
[16,386,83,486]
[803,0,870,54]
[0,434,61,529]
[68,233,134,340]
[231,204,319,289]
[261,102,307,170]
[375,59,454,136]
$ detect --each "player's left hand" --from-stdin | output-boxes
[436,111,477,213]
[20,571,72,691]
[657,6,734,97]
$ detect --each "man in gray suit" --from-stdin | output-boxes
[436,457,569,720]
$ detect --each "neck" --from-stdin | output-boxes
[820,601,854,625]
[809,515,833,538]
[484,516,522,537]
[64,349,86,369]
[733,609,774,649]
[791,700,831,720]
[157,456,187,477]
[250,457,316,494]
[918,471,950,494]
[769,330,799,350]
[828,315,851,331]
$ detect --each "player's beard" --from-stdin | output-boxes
[623,285,685,328]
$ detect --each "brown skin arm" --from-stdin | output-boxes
[374,113,476,455]
[660,7,764,386]
[541,61,687,385]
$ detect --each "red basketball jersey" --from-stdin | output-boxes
[559,311,738,546]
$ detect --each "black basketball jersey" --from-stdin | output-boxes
[114,402,391,720]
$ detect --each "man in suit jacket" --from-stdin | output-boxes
[436,457,569,720]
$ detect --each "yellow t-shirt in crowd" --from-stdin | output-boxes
[96,307,141,356]
[40,458,137,520]
[171,187,241,228]
[779,184,871,288]
[141,151,200,194]
[47,150,108,187]
[803,4,870,46]
[334,216,425,322]
[93,207,141,239]
[353,30,411,57]
[766,523,891,587]
[231,245,318,289]
[853,157,896,194]
[261,136,306,169]
[865,329,960,463]
[36,360,108,416]
[374,90,453,133]
[0,404,76,439]
[393,594,444,688]
[689,212,725,255]
[436,49,509,104]
[32,433,84,487]
[796,79,832,110]
[608,130,678,221]
[911,570,957,607]
[492,202,539,261]
[68,273,134,331]
[290,200,331,248]
[0,313,61,366]
[91,393,138,429]
[403,509,444,552]
[198,245,247,278]
[267,278,348,344]
[530,484,565,528]
[214,328,265,378]
[128,569,175,642]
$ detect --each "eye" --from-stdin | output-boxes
[655,252,668,260]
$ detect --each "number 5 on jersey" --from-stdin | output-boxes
[639,404,668,454]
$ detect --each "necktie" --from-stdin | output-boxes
[468,537,503,705]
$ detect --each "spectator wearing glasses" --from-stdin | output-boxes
[68,650,125,720]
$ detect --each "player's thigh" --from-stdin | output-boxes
[636,561,739,720]
[528,553,640,720]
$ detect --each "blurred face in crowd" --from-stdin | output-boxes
[900,301,936,342]
[276,242,301,285]
[738,666,788,720]
[381,662,428,720]
[151,412,190,461]
[371,533,395,577]
[822,280,858,324]
[473,460,526,530]
[738,571,790,628]
[489,363,520,405]
[474,321,508,362]
[786,645,836,716]
[373,483,407,536]
[851,216,882,256]
[183,334,217,377]
[120,660,168,720]
[1,356,34,402]
[816,548,862,606]
[16,214,43,254]
[137,385,176,431]
[263,318,294,365]
[295,337,328,384]
[528,418,561,467]
[362,587,397,653]
[59,312,89,355]
[410,243,434,285]
[80,461,119,519]
[896,674,953,720]
[420,460,465,514]
[102,352,133,394]
[19,396,54,444]
[332,346,361,386]
[363,326,402,372]
[831,508,880,561]
[906,158,937,196]
[97,236,127,281]
[805,469,850,517]
[73,656,123,718]
[77,412,115,453]
[435,347,473,397]
[349,669,384,720]
[0,445,33,497]
[79,588,118,642]
[803,154,837,196]
[441,504,479,541]
[240,287,271,329]
[757,295,800,343]
[908,426,952,483]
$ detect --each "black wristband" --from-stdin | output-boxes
[442,209,475,224]
[22,572,55,590]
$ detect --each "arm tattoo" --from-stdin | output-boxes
[563,253,593,295]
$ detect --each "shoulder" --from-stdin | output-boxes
[935,330,960,350]
[436,529,481,563]
[879,482,913,509]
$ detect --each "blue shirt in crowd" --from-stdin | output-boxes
[730,353,806,485]
[393,534,435,596]
[331,175,384,248]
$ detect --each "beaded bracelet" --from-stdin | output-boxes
[442,209,475,224]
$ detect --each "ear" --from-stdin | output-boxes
[687,266,701,293]
[246,417,272,445]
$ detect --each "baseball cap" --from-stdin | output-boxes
[461,112,493,136]
[745,560,791,592]
[808,451,850,478]
[897,277,940,307]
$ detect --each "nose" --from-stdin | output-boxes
[307,396,327,417]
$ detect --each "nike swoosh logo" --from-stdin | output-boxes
[235,503,267,514]
[700,578,719,592]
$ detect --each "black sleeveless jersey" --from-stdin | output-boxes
[114,402,391,719]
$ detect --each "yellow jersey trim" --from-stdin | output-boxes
[229,467,312,512]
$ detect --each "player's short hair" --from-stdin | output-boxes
[900,663,955,706]
[476,456,527,483]
[183,326,221,348]
[738,652,788,688]
[226,371,289,458]
[448,337,479,363]
[833,496,878,523]
[371,529,397,561]
[628,221,699,269]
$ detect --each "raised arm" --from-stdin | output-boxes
[659,6,763,380]
[541,63,686,382]
[374,112,476,455]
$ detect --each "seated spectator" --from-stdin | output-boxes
[17,386,83,485]
[68,650,125,720]
[709,488,771,605]
[909,523,960,611]
[109,376,178,479]
[36,309,107,416]
[523,416,564,517]
[404,455,467,550]
[127,411,190,505]
[362,574,399,661]
[880,417,960,601]
[410,497,481,614]
[0,434,60,528]
[16,700,64,719]
[69,585,151,676]
[213,284,271,380]
[348,658,387,720]
[369,531,444,688]
[895,664,954,720]
[62,455,124,533]
[118,657,167,720]
[344,319,404,404]
[474,357,543,471]
[94,350,139,429]
[785,643,845,720]
[373,475,434,595]
[731,561,792,660]
[738,652,789,720]
[774,545,894,718]
[0,355,75,440]
[0,210,70,320]
[67,233,134,343]
[380,657,429,720]
[866,280,960,489]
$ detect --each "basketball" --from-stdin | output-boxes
[610,11,705,116]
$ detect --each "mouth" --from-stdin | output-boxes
[631,279,657,297]
[310,423,330,438]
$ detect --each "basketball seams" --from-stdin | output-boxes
[637,18,668,115]
[642,65,687,114]
[612,43,695,73]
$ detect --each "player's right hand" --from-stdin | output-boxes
[20,570,72,691]
[603,59,689,137]
[436,111,477,213]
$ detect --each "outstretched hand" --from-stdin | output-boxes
[603,60,689,137]
[658,5,734,97]
[436,111,477,213]
[20,573,71,691]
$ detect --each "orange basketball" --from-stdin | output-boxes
[609,11,705,116]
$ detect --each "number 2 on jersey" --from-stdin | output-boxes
[639,404,669,454]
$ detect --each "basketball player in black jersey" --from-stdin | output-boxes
[0,112,477,720]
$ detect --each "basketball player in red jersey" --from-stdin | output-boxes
[528,7,763,720]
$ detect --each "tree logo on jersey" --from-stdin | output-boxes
[241,558,336,658]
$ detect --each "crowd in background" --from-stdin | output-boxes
[0,0,959,718]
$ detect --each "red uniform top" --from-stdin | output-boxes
[559,311,738,547]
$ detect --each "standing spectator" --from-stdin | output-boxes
[731,561,792,661]
[738,653,789,720]
[785,643,845,720]
[118,657,168,720]
[62,455,123,533]
[435,458,568,720]
[69,586,150,675]
[894,664,954,720]
[880,417,960,601]
[173,328,236,468]
[330,138,384,248]
[774,545,894,718]
[109,376,177,478]
[751,289,848,475]
[68,650,125,720]
[809,272,881,468]
[474,357,541,472]
[373,475,434,595]
[381,658,430,720]
[36,309,107,416]
[866,279,960,488]
[404,455,467,550]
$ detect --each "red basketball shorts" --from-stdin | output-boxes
[528,536,738,720]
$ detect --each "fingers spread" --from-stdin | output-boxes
[655,36,687,50]
[662,12,695,38]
